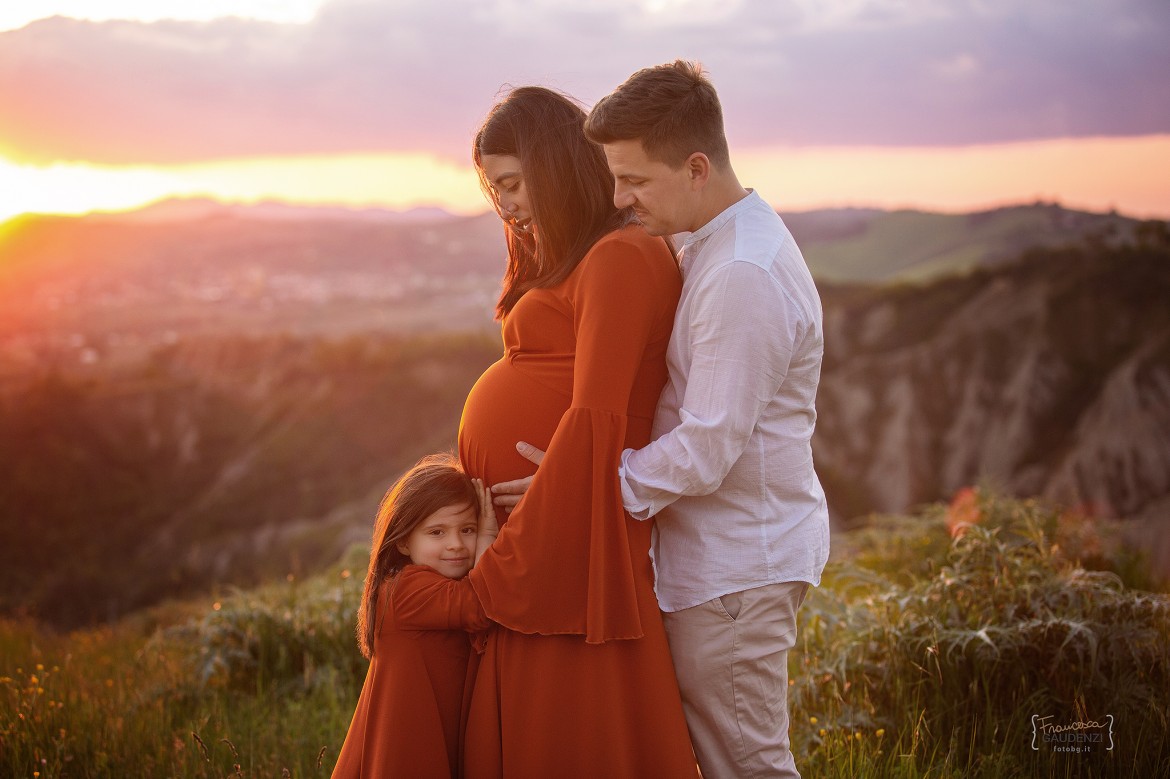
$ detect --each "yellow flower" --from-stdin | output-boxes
[809,716,818,725]
[819,728,827,737]
[876,729,886,737]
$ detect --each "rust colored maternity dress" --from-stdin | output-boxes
[332,565,490,779]
[458,225,697,777]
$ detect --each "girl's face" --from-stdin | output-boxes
[396,503,478,578]
[480,153,533,233]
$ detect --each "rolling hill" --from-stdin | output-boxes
[1,200,1167,627]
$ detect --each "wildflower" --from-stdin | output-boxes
[809,716,818,725]
[854,731,862,740]
[876,729,886,737]
[819,728,827,737]
[341,569,351,579]
[36,664,44,671]
[946,486,982,538]
[105,679,114,688]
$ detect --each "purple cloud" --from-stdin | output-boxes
[0,0,1167,164]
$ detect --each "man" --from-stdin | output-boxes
[585,60,830,778]
[494,60,829,777]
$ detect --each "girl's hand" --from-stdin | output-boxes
[473,478,499,565]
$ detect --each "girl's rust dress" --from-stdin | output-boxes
[332,566,490,779]
[458,225,697,777]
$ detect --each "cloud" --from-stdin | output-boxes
[1,0,1167,164]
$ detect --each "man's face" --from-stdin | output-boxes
[602,139,697,236]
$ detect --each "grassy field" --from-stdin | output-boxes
[3,492,1167,778]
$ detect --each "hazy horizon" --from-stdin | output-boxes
[1,1,1168,223]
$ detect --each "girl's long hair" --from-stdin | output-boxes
[474,86,632,319]
[357,452,477,658]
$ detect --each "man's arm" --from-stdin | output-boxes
[620,260,799,519]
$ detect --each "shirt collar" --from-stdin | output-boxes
[680,188,760,251]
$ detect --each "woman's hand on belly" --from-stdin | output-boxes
[491,441,545,513]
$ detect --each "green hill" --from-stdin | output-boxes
[787,202,1141,282]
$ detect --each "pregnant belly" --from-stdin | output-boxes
[458,357,571,487]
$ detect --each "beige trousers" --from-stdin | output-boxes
[662,581,809,779]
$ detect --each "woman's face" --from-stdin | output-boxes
[480,154,533,233]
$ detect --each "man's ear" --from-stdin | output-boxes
[686,152,711,190]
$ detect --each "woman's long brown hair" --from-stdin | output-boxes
[357,452,477,658]
[473,86,632,319]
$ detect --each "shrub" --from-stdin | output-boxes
[793,492,1170,777]
[157,548,368,697]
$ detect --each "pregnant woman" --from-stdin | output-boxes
[457,86,697,777]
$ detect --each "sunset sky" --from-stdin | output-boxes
[1,0,1168,222]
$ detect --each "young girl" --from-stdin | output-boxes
[332,453,497,779]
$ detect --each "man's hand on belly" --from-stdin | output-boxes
[491,441,546,513]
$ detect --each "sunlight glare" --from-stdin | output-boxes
[2,135,1167,224]
[0,153,485,223]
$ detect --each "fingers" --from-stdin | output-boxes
[491,475,532,514]
[473,478,498,531]
[473,478,488,513]
[485,443,545,514]
[491,475,533,495]
[493,494,522,513]
[515,441,546,466]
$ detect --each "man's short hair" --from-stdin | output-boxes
[585,60,730,169]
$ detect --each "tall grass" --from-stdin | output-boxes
[3,495,1167,777]
[1,546,369,778]
[791,491,1170,777]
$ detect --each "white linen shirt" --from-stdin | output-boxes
[619,190,830,612]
